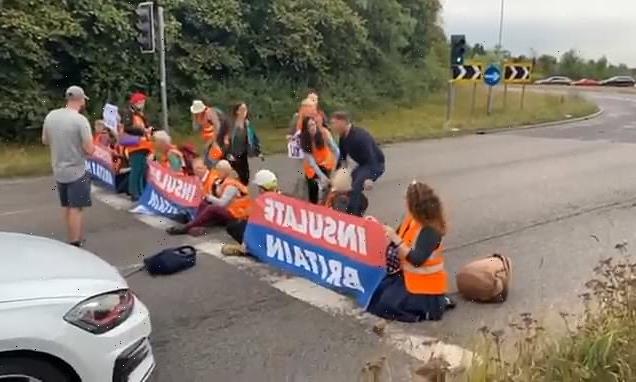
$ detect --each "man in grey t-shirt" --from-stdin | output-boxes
[42,85,95,247]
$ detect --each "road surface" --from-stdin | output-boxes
[2,90,636,381]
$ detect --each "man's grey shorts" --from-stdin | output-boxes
[57,172,92,208]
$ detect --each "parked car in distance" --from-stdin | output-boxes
[0,232,155,382]
[600,76,635,87]
[534,76,573,85]
[572,78,600,86]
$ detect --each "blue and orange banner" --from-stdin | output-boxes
[244,193,389,308]
[86,144,116,190]
[138,161,204,219]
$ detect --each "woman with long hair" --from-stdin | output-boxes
[367,182,454,322]
[299,116,339,204]
[216,102,262,185]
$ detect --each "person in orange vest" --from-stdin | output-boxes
[299,116,339,204]
[152,131,185,173]
[190,100,225,167]
[166,160,250,236]
[367,182,454,322]
[93,120,113,146]
[191,157,220,196]
[122,92,154,201]
[221,169,280,257]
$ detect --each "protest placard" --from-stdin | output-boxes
[102,103,119,133]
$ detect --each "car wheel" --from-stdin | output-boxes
[0,357,72,382]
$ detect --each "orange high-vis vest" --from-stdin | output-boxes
[128,113,153,154]
[295,108,324,132]
[202,170,221,196]
[397,215,448,295]
[197,107,216,142]
[207,142,224,162]
[303,128,336,179]
[219,177,250,219]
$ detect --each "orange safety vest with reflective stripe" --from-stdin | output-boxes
[397,215,448,295]
[128,114,153,154]
[197,107,216,142]
[303,128,336,179]
[201,170,221,196]
[219,177,250,219]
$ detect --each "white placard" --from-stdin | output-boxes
[103,103,119,133]
[287,134,304,159]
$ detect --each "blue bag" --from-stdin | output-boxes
[144,245,197,275]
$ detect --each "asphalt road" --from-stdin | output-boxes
[3,89,636,381]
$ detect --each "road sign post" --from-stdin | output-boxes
[503,62,533,111]
[445,81,452,122]
[483,64,502,115]
[520,84,527,110]
[470,82,477,117]
[503,84,508,109]
[448,63,482,123]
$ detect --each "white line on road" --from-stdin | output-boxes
[92,190,473,370]
[0,208,36,217]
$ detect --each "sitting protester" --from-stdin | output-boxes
[93,120,113,146]
[167,160,249,236]
[153,130,186,173]
[221,169,280,256]
[324,168,368,216]
[367,182,454,322]
[191,157,220,196]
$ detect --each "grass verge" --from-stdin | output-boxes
[0,86,597,178]
[465,244,636,381]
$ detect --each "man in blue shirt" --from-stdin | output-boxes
[330,111,385,216]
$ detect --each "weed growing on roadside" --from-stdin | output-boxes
[467,242,636,382]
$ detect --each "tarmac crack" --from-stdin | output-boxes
[446,196,636,253]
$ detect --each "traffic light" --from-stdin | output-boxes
[135,2,155,53]
[450,34,466,66]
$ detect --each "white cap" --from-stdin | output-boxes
[253,169,278,191]
[153,130,171,144]
[190,100,206,114]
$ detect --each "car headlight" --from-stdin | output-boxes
[64,289,135,334]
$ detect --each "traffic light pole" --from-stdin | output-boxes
[157,6,169,133]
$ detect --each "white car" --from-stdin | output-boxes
[0,232,154,382]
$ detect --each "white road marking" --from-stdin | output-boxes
[0,208,36,217]
[92,189,473,370]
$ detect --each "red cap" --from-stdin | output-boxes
[130,92,147,105]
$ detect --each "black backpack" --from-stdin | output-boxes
[143,245,197,275]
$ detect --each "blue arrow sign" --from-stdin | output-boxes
[483,65,501,86]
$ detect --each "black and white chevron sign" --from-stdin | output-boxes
[451,64,483,81]
[504,64,532,83]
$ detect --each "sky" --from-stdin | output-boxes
[441,0,636,66]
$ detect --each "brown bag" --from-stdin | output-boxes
[456,254,512,303]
